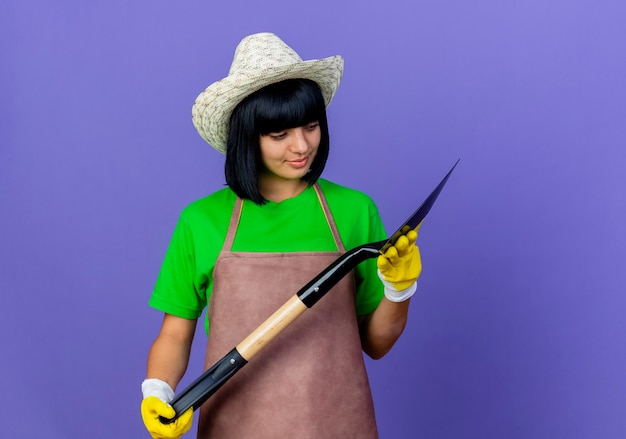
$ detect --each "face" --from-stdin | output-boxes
[258,121,321,183]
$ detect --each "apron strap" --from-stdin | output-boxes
[222,197,243,251]
[313,183,346,252]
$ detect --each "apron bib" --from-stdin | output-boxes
[197,184,378,438]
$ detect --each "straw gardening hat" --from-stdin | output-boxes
[191,32,344,154]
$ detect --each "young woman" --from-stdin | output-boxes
[140,32,421,439]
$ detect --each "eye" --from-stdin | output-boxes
[306,122,320,131]
[268,132,287,140]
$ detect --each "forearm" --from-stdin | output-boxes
[146,315,197,391]
[359,297,410,360]
[147,338,190,390]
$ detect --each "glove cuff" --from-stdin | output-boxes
[377,269,417,302]
[142,378,175,403]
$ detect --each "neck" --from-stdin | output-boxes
[259,177,309,203]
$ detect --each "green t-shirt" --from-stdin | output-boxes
[150,179,387,334]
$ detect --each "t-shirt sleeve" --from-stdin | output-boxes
[149,216,207,319]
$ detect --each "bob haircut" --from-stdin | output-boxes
[225,78,330,205]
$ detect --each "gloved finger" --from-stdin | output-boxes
[144,397,176,418]
[154,402,177,420]
[381,245,400,265]
[396,233,418,258]
[377,254,391,272]
[160,407,194,438]
[406,229,418,246]
[398,230,418,248]
[394,235,410,253]
[175,408,194,436]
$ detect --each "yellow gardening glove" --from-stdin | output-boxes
[141,396,193,439]
[141,378,193,439]
[377,227,422,300]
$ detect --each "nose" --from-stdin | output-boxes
[289,128,308,153]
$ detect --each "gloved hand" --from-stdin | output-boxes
[377,226,422,302]
[141,378,193,439]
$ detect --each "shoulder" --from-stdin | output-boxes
[317,179,379,211]
[179,187,237,228]
[317,178,382,227]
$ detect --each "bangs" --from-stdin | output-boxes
[251,79,326,134]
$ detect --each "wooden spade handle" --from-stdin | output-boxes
[236,295,308,360]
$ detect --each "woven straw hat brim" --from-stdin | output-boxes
[192,55,343,154]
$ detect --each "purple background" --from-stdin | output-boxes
[2,1,625,438]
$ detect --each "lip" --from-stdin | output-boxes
[286,156,309,168]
